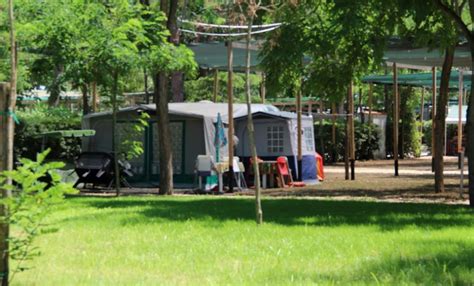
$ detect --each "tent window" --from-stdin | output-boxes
[304,127,314,151]
[267,126,284,153]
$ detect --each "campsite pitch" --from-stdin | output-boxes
[14,196,473,285]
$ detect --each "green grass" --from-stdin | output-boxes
[13,196,474,285]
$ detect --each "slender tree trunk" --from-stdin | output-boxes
[92,82,98,112]
[434,46,454,193]
[155,73,173,194]
[245,16,262,224]
[82,83,90,115]
[0,83,10,286]
[48,64,63,107]
[111,71,120,196]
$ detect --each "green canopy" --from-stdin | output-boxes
[188,42,261,72]
[362,70,471,90]
[383,46,471,68]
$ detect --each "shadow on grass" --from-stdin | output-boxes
[76,197,474,230]
[318,240,474,285]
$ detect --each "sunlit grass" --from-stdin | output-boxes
[13,196,474,285]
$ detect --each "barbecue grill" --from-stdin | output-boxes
[73,152,132,188]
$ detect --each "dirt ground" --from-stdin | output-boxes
[79,156,470,205]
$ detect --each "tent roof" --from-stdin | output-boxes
[83,102,308,123]
[446,105,467,125]
[362,70,472,89]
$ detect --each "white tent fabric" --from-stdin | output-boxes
[446,105,467,125]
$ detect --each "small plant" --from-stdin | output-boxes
[0,149,77,282]
[119,112,150,161]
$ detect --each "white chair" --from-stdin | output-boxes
[222,156,246,191]
[195,155,214,191]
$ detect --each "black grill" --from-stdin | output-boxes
[73,152,132,189]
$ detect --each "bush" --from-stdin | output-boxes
[314,119,380,162]
[386,87,422,158]
[15,105,82,161]
[0,149,77,279]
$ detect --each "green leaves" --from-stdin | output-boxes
[0,149,78,276]
[261,0,397,101]
[147,43,197,76]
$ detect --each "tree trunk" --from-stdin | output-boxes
[467,47,474,206]
[111,71,120,196]
[245,16,262,224]
[0,83,10,286]
[167,0,184,102]
[154,73,173,195]
[47,64,63,107]
[434,46,454,193]
[82,84,90,115]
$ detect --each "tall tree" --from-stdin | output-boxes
[142,0,196,195]
[425,0,473,203]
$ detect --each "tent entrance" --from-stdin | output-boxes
[150,121,185,176]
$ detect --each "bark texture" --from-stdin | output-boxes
[434,46,454,193]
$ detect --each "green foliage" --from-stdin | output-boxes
[0,149,77,278]
[147,43,197,77]
[386,86,422,158]
[119,112,150,161]
[423,120,432,148]
[184,71,262,102]
[15,106,82,160]
[261,0,398,102]
[314,120,380,162]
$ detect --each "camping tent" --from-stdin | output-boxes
[82,102,318,186]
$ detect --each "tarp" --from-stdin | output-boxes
[446,105,467,125]
[362,70,472,89]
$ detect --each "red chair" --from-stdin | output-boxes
[276,156,305,188]
[316,152,325,181]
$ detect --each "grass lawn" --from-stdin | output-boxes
[13,196,474,285]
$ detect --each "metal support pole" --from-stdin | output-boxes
[458,69,463,169]
[393,63,399,176]
[227,41,234,192]
[431,67,436,172]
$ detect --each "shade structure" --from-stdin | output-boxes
[384,46,471,68]
[362,70,472,90]
[188,42,260,72]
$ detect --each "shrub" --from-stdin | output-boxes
[15,105,82,161]
[0,149,77,279]
[314,119,380,162]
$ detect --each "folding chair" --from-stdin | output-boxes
[276,156,305,188]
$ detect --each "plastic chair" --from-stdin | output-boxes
[276,156,305,188]
[195,155,214,191]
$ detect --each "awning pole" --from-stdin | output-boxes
[458,69,464,169]
[431,67,436,172]
[297,82,302,180]
[393,63,399,176]
[213,69,219,103]
[349,82,355,180]
[420,88,424,147]
[227,41,234,192]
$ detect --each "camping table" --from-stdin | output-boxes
[213,161,245,192]
[258,161,277,188]
[214,163,228,193]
